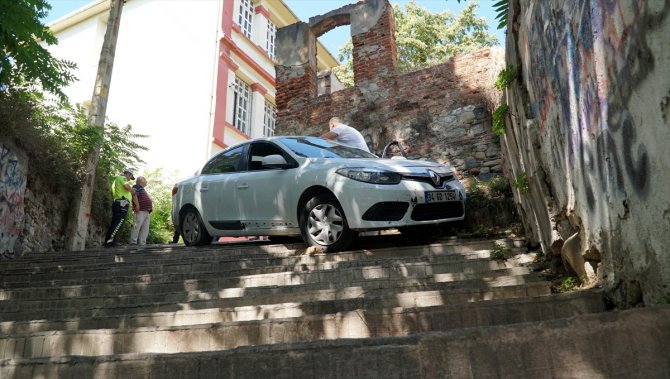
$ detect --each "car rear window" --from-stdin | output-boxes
[278,137,377,159]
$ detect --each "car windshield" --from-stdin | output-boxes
[277,137,377,159]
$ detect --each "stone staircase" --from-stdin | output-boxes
[1,238,668,378]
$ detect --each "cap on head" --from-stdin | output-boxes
[124,168,135,180]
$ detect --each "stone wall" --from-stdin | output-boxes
[275,0,504,178]
[0,141,27,256]
[0,139,106,256]
[504,0,670,306]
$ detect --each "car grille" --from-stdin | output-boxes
[362,202,409,221]
[403,173,455,188]
[411,202,464,221]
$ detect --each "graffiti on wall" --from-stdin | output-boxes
[0,144,27,254]
[521,0,666,212]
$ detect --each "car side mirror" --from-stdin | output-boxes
[261,154,290,169]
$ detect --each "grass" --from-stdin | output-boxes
[557,277,578,292]
[490,242,511,260]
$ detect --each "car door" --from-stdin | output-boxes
[197,145,245,231]
[235,141,300,232]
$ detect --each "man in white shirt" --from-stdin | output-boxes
[320,117,371,152]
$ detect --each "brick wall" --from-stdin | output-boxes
[276,48,504,178]
[352,3,397,85]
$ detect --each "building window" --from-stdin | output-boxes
[238,0,253,39]
[266,20,276,59]
[232,77,251,136]
[263,100,276,137]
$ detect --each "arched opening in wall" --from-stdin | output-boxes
[311,12,354,95]
[316,27,352,95]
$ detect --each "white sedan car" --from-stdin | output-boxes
[172,136,466,251]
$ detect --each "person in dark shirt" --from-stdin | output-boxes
[130,176,153,246]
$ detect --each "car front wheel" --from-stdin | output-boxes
[300,194,353,252]
[180,208,212,246]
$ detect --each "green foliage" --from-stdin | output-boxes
[0,0,76,102]
[486,175,511,197]
[493,0,509,29]
[558,276,578,292]
[512,171,528,194]
[113,169,174,245]
[1,85,148,238]
[466,178,487,208]
[332,49,354,88]
[333,1,499,86]
[490,242,510,260]
[492,103,509,136]
[143,169,178,244]
[495,65,517,90]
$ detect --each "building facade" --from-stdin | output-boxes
[47,0,338,176]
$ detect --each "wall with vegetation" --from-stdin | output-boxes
[0,141,28,255]
[503,0,670,306]
[0,138,106,255]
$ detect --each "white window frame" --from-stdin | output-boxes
[266,20,276,59]
[263,100,276,137]
[232,77,251,136]
[238,0,254,39]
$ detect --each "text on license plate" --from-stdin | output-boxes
[424,190,457,203]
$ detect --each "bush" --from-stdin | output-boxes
[466,179,488,208]
[487,175,511,197]
[1,85,148,247]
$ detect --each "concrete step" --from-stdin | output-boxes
[0,272,549,322]
[0,256,524,303]
[0,237,525,274]
[0,290,604,335]
[2,303,666,378]
[0,249,530,289]
[0,291,605,359]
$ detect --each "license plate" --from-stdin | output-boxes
[424,190,457,203]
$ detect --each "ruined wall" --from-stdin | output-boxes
[275,0,504,178]
[504,0,670,305]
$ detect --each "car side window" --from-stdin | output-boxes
[247,142,287,171]
[201,146,244,175]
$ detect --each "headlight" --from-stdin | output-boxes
[336,168,402,184]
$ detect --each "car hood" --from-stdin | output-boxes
[305,157,456,175]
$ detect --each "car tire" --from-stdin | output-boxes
[180,208,212,246]
[300,194,353,252]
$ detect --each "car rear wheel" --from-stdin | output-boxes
[300,194,353,252]
[180,208,212,246]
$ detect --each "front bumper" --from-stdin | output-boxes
[334,178,466,231]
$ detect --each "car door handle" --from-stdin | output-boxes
[200,187,209,192]
[237,184,249,190]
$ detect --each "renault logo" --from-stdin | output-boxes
[428,170,440,187]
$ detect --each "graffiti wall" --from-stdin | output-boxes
[0,142,27,256]
[505,0,670,306]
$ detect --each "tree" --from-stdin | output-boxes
[333,1,499,87]
[0,0,76,102]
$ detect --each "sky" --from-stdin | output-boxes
[42,0,506,60]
